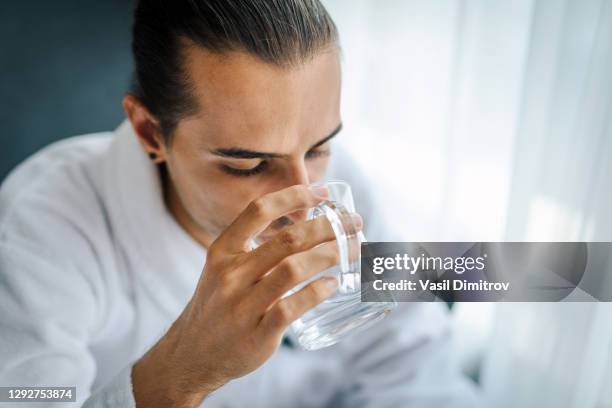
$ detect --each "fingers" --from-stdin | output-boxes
[239,211,362,284]
[258,275,339,337]
[216,185,329,253]
[249,241,340,310]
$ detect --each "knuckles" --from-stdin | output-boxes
[290,185,312,204]
[309,280,331,302]
[271,301,294,327]
[248,185,313,220]
[276,229,303,250]
[278,257,302,283]
[326,246,341,266]
[247,197,269,220]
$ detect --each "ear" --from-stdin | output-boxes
[122,94,168,163]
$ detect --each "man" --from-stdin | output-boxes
[0,0,479,406]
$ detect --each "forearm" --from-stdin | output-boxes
[132,361,205,407]
[130,317,222,408]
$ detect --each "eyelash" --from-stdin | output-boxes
[222,161,269,177]
[305,149,330,159]
[222,149,330,177]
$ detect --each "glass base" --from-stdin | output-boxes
[291,291,396,351]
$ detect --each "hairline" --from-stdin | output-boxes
[159,39,341,145]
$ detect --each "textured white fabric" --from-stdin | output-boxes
[0,120,480,407]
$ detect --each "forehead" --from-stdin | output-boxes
[177,44,342,152]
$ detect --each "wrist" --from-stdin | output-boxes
[132,356,205,408]
[131,318,224,407]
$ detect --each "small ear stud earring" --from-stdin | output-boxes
[148,152,157,160]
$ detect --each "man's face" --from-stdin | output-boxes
[161,46,342,247]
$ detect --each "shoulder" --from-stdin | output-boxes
[0,131,120,336]
[1,132,112,209]
[0,131,115,269]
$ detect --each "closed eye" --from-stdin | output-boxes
[305,149,330,159]
[221,161,269,177]
[221,149,330,177]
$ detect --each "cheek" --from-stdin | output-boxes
[307,157,331,182]
[167,153,332,233]
[170,158,263,227]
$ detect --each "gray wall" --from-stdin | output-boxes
[0,1,134,181]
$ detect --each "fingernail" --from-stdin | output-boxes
[309,184,329,199]
[350,213,363,229]
[321,276,338,290]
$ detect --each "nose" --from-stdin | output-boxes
[282,159,311,225]
[284,159,310,187]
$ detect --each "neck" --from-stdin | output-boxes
[158,164,215,249]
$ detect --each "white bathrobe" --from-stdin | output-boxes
[0,121,479,407]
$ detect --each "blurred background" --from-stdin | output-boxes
[0,0,132,180]
[1,0,611,406]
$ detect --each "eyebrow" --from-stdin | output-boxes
[210,123,342,159]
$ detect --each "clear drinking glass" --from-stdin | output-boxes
[251,180,396,350]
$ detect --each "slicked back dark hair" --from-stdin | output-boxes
[130,0,339,139]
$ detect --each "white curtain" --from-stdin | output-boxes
[324,0,612,406]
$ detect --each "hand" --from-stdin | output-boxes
[132,184,362,407]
